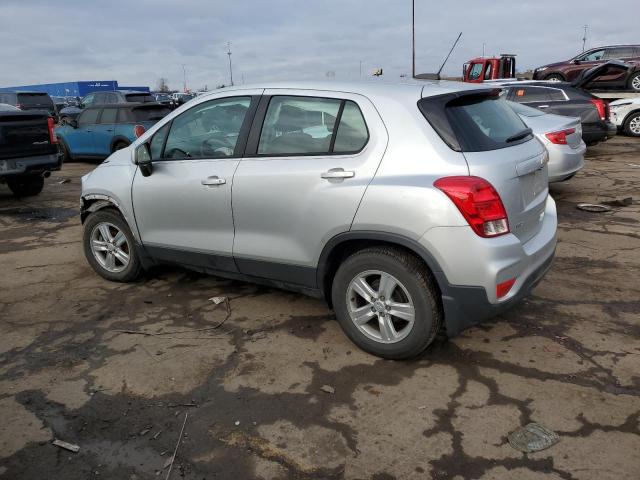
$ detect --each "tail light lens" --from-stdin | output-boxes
[133,124,146,138]
[590,98,606,121]
[545,128,575,145]
[434,176,510,238]
[496,278,516,299]
[47,117,58,144]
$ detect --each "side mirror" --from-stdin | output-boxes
[135,143,153,177]
[571,59,580,65]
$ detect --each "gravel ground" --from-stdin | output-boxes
[1,136,639,479]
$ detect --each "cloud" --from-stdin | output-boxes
[0,0,636,90]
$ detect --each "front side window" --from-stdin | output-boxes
[163,96,251,159]
[150,123,170,159]
[78,109,100,126]
[99,108,117,124]
[83,94,95,107]
[580,49,605,61]
[468,63,483,80]
[258,96,341,155]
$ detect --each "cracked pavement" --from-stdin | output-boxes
[0,136,639,479]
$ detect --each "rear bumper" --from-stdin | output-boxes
[582,121,616,145]
[0,152,62,178]
[420,196,557,337]
[547,142,586,182]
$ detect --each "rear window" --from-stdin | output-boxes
[419,92,531,152]
[508,101,545,117]
[16,93,53,106]
[131,106,171,122]
[125,93,155,103]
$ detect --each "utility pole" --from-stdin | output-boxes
[582,25,588,52]
[181,64,187,92]
[359,60,362,78]
[412,0,416,78]
[227,42,234,86]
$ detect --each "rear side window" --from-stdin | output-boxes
[17,93,53,106]
[132,107,171,122]
[512,87,551,103]
[419,92,530,152]
[334,101,369,153]
[117,108,133,123]
[126,93,154,103]
[605,47,635,59]
[99,108,117,124]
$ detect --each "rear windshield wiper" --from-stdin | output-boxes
[505,128,532,143]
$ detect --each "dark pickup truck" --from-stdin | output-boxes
[0,106,62,196]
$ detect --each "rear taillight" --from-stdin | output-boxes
[434,176,509,238]
[496,278,516,299]
[545,128,575,145]
[47,117,58,144]
[133,124,146,138]
[590,98,606,121]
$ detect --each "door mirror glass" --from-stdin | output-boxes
[135,143,153,176]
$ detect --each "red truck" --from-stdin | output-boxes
[463,54,517,83]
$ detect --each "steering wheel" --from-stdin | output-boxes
[165,147,190,158]
[200,137,233,157]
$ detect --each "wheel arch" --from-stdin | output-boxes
[544,72,567,81]
[110,136,131,153]
[80,195,126,224]
[623,108,640,124]
[317,231,448,309]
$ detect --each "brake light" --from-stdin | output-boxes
[133,124,146,138]
[47,117,58,144]
[434,176,510,237]
[590,98,606,121]
[496,278,516,299]
[545,128,575,145]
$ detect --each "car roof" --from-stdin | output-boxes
[85,102,164,109]
[194,80,489,102]
[587,44,640,49]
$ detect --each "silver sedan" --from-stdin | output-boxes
[509,101,586,183]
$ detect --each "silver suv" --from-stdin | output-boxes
[81,82,557,359]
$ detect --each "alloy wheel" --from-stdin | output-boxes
[346,270,415,344]
[632,75,640,91]
[90,222,130,273]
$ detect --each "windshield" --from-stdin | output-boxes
[125,93,155,103]
[507,101,545,117]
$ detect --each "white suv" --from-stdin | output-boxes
[80,81,557,359]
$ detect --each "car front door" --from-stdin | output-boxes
[131,92,260,271]
[68,108,100,155]
[231,90,388,287]
[566,49,605,81]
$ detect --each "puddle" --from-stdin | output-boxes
[0,207,77,222]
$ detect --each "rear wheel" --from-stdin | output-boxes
[83,209,142,282]
[7,175,44,197]
[623,111,640,137]
[544,73,564,82]
[331,247,442,359]
[112,141,129,153]
[59,139,72,162]
[628,72,640,92]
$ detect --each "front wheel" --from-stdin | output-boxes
[623,111,640,137]
[331,247,442,359]
[628,71,640,92]
[83,209,142,282]
[544,73,564,82]
[7,175,44,197]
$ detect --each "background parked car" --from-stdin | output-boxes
[58,90,157,124]
[171,92,195,106]
[0,104,61,196]
[0,91,57,121]
[509,101,585,182]
[153,93,175,109]
[55,103,170,161]
[532,44,640,91]
[499,65,620,145]
[609,97,640,137]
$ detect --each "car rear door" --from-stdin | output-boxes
[131,92,261,270]
[93,107,117,156]
[231,89,387,287]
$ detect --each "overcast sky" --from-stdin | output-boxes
[0,0,637,91]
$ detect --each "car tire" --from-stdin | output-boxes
[112,141,129,153]
[623,111,640,137]
[59,139,72,163]
[83,209,142,282]
[544,73,565,82]
[7,175,44,197]
[628,71,640,92]
[331,247,442,359]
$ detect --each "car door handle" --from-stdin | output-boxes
[201,176,226,186]
[106,129,113,132]
[321,168,355,179]
[538,105,549,109]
